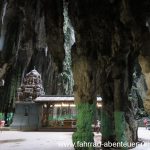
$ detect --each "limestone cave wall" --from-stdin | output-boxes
[0,0,65,112]
[0,0,150,148]
[139,53,150,115]
[68,0,150,146]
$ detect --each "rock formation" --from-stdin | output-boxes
[69,0,149,148]
[0,0,64,112]
[0,0,150,149]
[139,55,150,115]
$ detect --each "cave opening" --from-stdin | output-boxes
[57,0,75,95]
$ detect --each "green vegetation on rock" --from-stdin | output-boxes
[73,103,95,150]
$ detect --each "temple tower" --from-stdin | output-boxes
[17,69,45,101]
[11,69,44,130]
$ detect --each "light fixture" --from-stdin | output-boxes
[54,104,62,107]
[62,103,69,107]
[70,104,76,107]
[43,104,47,108]
[97,104,102,107]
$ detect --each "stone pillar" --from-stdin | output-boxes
[72,56,96,149]
[114,78,127,149]
[69,0,140,149]
[139,55,150,115]
[46,103,50,126]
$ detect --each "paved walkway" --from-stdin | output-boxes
[133,127,150,150]
[0,131,74,150]
[0,128,150,150]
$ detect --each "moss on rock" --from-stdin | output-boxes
[72,103,95,150]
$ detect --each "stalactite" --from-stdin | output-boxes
[45,46,48,57]
[0,20,6,51]
[0,0,7,51]
[1,0,7,25]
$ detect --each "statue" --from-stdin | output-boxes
[17,69,45,101]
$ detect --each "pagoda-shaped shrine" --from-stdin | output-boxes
[17,69,45,101]
[11,69,44,130]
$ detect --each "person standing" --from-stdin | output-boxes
[0,120,5,132]
[144,118,148,129]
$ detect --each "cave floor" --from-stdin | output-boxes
[132,127,150,150]
[0,127,149,150]
[0,131,74,150]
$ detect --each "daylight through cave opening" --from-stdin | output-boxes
[59,0,75,95]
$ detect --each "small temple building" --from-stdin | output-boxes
[11,69,102,130]
[35,96,102,129]
[11,69,45,130]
